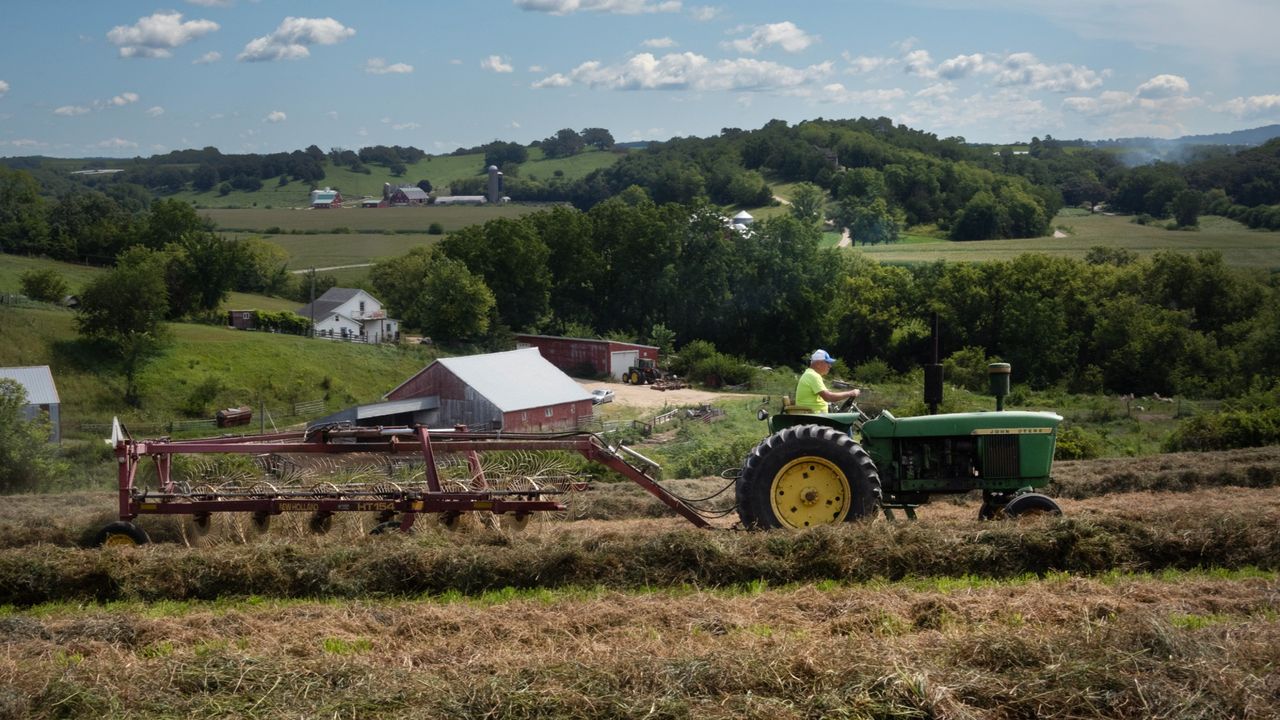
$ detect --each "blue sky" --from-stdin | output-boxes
[1,0,1278,158]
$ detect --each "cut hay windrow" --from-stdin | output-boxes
[1,508,1277,606]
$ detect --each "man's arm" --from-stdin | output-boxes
[818,387,860,402]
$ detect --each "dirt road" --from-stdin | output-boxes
[578,380,756,410]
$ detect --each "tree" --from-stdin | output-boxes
[788,182,827,226]
[143,199,209,249]
[482,141,528,169]
[76,247,171,406]
[0,379,68,493]
[192,164,220,192]
[951,191,1001,240]
[440,218,551,330]
[581,127,616,150]
[0,167,49,255]
[836,197,901,246]
[541,128,585,159]
[371,247,494,339]
[19,269,68,303]
[416,179,433,194]
[1171,189,1203,227]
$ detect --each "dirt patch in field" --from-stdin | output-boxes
[577,380,757,411]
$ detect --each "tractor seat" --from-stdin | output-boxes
[779,396,814,414]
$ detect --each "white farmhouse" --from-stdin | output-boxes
[296,288,400,344]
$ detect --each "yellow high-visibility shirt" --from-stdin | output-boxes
[795,367,828,413]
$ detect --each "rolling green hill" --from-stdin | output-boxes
[0,305,437,438]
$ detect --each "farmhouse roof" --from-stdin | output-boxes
[295,287,362,320]
[396,186,430,200]
[0,366,60,405]
[387,348,591,412]
[732,210,754,221]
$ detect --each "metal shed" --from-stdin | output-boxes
[384,348,593,432]
[0,365,61,443]
[514,334,659,380]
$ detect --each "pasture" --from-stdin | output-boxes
[1,445,1278,718]
[170,147,624,209]
[202,204,545,234]
[856,212,1280,268]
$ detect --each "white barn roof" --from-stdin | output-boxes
[431,348,591,412]
[0,366,60,405]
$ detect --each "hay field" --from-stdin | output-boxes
[1,446,1278,718]
[856,213,1280,268]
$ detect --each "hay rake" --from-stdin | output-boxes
[97,422,714,545]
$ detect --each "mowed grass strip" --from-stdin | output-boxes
[202,203,544,234]
[857,212,1280,268]
[2,488,1277,605]
[0,574,1274,718]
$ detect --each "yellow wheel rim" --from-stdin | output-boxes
[769,456,852,529]
[103,532,138,547]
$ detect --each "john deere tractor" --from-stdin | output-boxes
[736,361,1063,529]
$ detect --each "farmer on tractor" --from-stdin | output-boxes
[795,349,860,412]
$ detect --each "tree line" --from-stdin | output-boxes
[371,196,1280,399]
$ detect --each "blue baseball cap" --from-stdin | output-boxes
[810,349,837,364]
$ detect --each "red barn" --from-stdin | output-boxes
[514,334,658,380]
[385,348,593,432]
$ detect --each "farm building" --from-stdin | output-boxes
[514,334,658,380]
[387,185,430,206]
[384,348,593,432]
[433,195,487,205]
[295,287,400,343]
[360,197,383,208]
[309,397,440,429]
[0,365,61,443]
[310,187,342,208]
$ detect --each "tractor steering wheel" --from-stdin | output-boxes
[836,397,857,413]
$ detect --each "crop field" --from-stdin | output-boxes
[169,147,625,209]
[858,212,1280,268]
[266,233,440,270]
[202,203,545,234]
[1,447,1278,718]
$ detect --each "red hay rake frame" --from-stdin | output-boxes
[113,424,712,533]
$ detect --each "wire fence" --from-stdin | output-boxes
[77,398,327,437]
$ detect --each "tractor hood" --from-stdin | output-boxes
[861,410,1062,439]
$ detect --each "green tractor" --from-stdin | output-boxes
[736,362,1063,529]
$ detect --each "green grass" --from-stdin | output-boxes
[853,212,1280,268]
[0,254,106,294]
[264,233,441,269]
[0,305,436,434]
[202,204,542,234]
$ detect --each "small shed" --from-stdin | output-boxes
[433,195,487,205]
[0,365,61,443]
[227,310,256,330]
[514,334,658,380]
[385,348,593,432]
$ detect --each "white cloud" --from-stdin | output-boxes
[1063,75,1202,137]
[643,37,676,49]
[936,53,994,80]
[1214,94,1280,119]
[264,110,287,123]
[449,59,463,65]
[902,49,935,79]
[107,11,219,59]
[727,21,817,54]
[392,122,421,130]
[365,58,414,74]
[994,53,1106,93]
[481,55,514,73]
[916,83,956,99]
[1136,74,1190,99]
[146,106,165,117]
[54,105,90,116]
[688,5,721,21]
[193,51,222,64]
[0,80,8,97]
[819,84,907,106]
[187,0,233,6]
[510,120,522,129]
[96,137,139,149]
[532,52,832,92]
[326,111,339,120]
[902,89,1053,136]
[1,139,46,148]
[843,54,892,74]
[514,0,682,15]
[110,92,140,106]
[528,64,545,72]
[238,17,355,62]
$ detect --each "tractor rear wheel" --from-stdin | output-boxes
[92,521,150,547]
[736,425,881,530]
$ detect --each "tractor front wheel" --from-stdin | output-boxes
[92,521,150,547]
[736,425,881,530]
